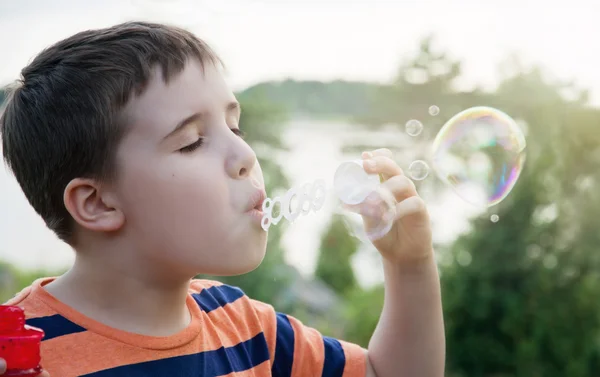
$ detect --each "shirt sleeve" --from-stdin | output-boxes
[250,298,367,377]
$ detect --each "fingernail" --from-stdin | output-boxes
[363,151,373,159]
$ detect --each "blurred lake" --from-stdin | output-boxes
[0,118,482,285]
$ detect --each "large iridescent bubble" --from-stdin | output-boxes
[431,106,526,207]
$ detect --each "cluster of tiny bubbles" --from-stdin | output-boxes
[429,105,440,116]
[405,119,423,137]
[408,160,430,181]
[333,160,396,241]
[430,106,527,208]
[490,214,500,223]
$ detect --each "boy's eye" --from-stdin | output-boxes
[179,138,204,153]
[179,129,244,153]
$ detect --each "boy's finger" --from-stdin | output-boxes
[382,175,417,202]
[362,148,393,159]
[395,196,428,222]
[363,156,403,180]
[38,371,51,377]
[0,358,6,374]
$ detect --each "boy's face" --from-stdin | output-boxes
[113,59,268,277]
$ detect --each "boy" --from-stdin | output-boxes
[0,22,444,376]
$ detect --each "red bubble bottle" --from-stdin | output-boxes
[0,305,44,376]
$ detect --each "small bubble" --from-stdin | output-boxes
[527,244,542,259]
[405,119,423,136]
[409,160,429,181]
[490,214,499,223]
[543,254,558,269]
[428,105,440,116]
[457,250,472,266]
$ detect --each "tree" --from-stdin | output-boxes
[441,67,600,377]
[315,214,359,297]
[360,35,472,130]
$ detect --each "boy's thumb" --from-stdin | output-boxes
[0,358,6,374]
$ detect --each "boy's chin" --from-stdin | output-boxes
[192,247,268,277]
[218,253,267,277]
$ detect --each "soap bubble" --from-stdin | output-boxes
[333,161,396,241]
[348,187,396,241]
[428,105,440,116]
[405,119,423,136]
[333,160,380,205]
[409,160,429,181]
[490,214,499,223]
[431,106,526,207]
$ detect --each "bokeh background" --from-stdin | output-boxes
[1,1,600,376]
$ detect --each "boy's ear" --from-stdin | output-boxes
[63,178,125,233]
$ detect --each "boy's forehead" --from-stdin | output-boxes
[124,60,232,137]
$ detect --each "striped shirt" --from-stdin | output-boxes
[5,277,366,377]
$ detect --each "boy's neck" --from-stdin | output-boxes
[45,254,192,337]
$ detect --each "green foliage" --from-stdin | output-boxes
[343,284,384,347]
[315,214,359,297]
[0,261,63,303]
[239,79,379,120]
[441,71,600,376]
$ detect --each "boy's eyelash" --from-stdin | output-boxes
[179,128,245,154]
[179,138,204,153]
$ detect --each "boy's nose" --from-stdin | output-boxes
[226,138,257,179]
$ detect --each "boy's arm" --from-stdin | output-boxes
[364,255,444,377]
[360,149,445,377]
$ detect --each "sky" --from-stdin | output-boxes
[0,0,598,271]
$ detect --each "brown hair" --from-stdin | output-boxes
[0,21,221,243]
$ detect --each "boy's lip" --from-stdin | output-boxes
[246,189,266,212]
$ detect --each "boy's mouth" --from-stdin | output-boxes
[246,189,266,212]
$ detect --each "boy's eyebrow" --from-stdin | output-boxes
[164,101,241,140]
[164,113,203,140]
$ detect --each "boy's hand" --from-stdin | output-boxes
[0,358,50,377]
[360,148,433,265]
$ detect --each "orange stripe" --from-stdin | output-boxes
[288,315,325,377]
[11,296,59,319]
[41,331,201,376]
[249,299,278,365]
[189,278,224,293]
[202,295,265,347]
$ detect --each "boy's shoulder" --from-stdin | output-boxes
[4,277,275,322]
[4,277,55,319]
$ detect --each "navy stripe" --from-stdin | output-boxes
[322,336,346,377]
[192,284,245,312]
[26,315,86,341]
[271,312,294,377]
[81,332,270,377]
